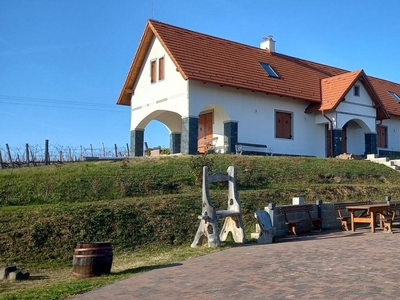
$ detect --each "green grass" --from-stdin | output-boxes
[1,154,400,299]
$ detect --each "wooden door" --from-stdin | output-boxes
[198,112,213,153]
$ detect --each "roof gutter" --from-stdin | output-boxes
[322,110,334,157]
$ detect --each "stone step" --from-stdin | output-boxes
[366,154,378,160]
[366,156,400,171]
[383,161,396,167]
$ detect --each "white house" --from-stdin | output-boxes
[117,20,400,158]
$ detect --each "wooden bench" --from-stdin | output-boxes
[279,204,322,236]
[380,202,400,233]
[235,142,268,155]
[191,166,246,247]
[333,201,372,231]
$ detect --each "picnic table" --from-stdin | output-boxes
[346,203,392,233]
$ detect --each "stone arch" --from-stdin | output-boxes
[342,118,375,155]
[131,110,183,156]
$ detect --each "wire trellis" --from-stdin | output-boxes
[0,141,130,168]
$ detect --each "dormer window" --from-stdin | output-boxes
[259,62,280,78]
[389,91,400,103]
[354,85,360,97]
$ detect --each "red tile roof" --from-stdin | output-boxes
[305,70,388,119]
[117,20,397,119]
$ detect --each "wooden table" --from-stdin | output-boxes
[346,203,391,233]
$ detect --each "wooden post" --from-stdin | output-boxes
[126,143,129,157]
[45,139,50,165]
[0,149,3,169]
[25,143,30,166]
[114,144,118,157]
[6,144,13,167]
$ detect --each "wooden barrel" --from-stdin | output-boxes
[73,242,113,278]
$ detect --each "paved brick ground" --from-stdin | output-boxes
[69,228,400,299]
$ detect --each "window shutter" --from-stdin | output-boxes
[151,60,157,83]
[159,57,165,80]
[276,112,292,139]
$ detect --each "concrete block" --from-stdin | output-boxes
[292,197,305,205]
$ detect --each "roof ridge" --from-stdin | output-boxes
[148,19,259,51]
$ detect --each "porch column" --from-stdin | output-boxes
[365,133,377,155]
[224,121,238,154]
[181,117,198,154]
[130,129,144,157]
[332,129,342,157]
[170,133,181,154]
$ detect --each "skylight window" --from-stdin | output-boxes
[259,62,280,78]
[389,91,400,103]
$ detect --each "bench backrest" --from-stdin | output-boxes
[279,204,314,214]
[279,204,316,222]
[201,166,241,219]
[333,201,371,219]
[388,202,400,216]
[333,200,372,211]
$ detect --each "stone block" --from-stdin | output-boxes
[0,266,17,280]
[292,197,304,205]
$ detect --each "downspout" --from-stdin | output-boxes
[322,110,334,157]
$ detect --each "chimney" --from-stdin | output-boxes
[260,35,275,52]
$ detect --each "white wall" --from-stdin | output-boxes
[381,116,400,152]
[335,81,376,132]
[189,81,326,157]
[130,36,188,130]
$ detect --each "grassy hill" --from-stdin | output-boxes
[1,154,400,264]
[1,154,400,299]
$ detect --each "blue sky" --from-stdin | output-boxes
[2,0,400,155]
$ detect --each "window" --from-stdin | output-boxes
[158,57,165,81]
[259,62,280,78]
[377,125,387,148]
[276,111,292,139]
[150,60,157,83]
[354,85,360,96]
[389,91,400,103]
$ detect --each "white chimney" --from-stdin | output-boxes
[260,35,275,52]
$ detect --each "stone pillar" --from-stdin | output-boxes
[316,199,323,219]
[170,133,181,154]
[181,117,198,154]
[224,121,238,154]
[265,203,276,226]
[292,197,304,205]
[130,129,144,157]
[365,133,377,155]
[332,129,342,157]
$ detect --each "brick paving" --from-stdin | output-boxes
[69,228,400,299]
